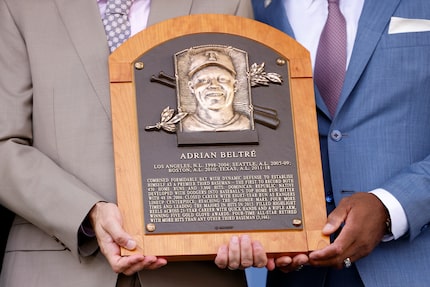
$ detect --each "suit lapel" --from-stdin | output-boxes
[53,0,112,118]
[336,0,401,116]
[256,0,295,37]
[255,0,329,115]
[147,0,193,26]
[262,0,401,118]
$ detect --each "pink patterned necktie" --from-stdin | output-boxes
[102,0,134,53]
[314,0,347,117]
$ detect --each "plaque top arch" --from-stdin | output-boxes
[109,14,312,83]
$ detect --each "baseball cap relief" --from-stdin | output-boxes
[188,48,236,77]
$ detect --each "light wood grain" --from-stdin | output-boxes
[110,14,327,260]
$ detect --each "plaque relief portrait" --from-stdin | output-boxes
[145,44,283,145]
[175,45,259,145]
[178,46,252,132]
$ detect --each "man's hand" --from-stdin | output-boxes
[309,192,388,269]
[268,254,309,272]
[214,235,268,270]
[89,202,167,275]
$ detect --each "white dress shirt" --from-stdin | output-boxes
[284,0,408,239]
[283,0,364,69]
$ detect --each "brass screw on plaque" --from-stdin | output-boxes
[292,219,302,227]
[135,62,144,70]
[276,58,286,66]
[146,223,156,232]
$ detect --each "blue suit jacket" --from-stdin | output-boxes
[253,0,430,286]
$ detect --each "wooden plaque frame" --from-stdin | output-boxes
[109,14,328,260]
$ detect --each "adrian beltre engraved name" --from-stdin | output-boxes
[179,149,257,160]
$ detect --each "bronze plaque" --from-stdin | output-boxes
[110,15,328,260]
[136,35,301,235]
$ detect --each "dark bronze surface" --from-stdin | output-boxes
[135,33,302,235]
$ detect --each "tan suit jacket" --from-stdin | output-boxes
[0,0,253,286]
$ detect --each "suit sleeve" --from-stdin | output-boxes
[0,0,104,259]
[382,155,430,240]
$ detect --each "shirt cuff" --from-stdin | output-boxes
[78,215,98,257]
[79,221,96,238]
[369,188,408,240]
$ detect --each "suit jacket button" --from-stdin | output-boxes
[325,195,334,203]
[330,130,343,141]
